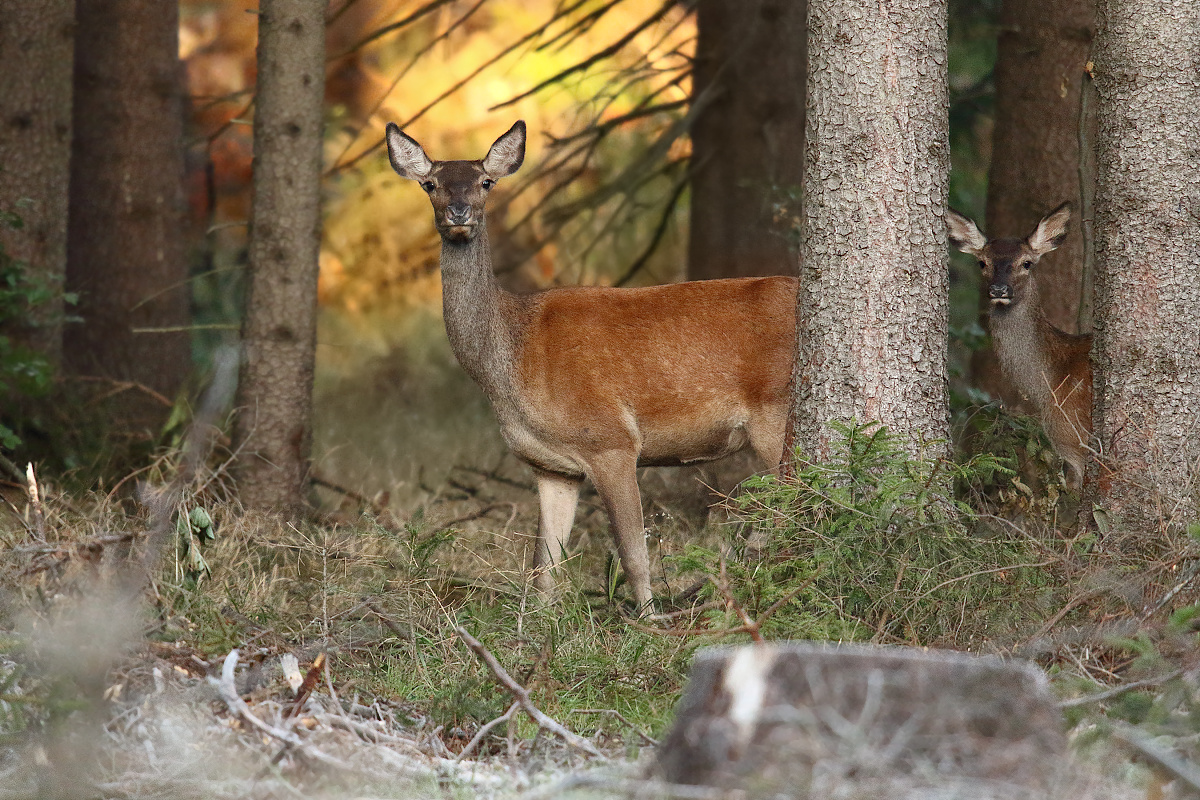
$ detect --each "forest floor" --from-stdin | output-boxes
[0,450,1196,799]
[1,331,1198,797]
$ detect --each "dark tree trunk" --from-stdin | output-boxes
[972,0,1096,399]
[64,0,190,416]
[0,0,74,362]
[687,0,806,281]
[232,0,326,513]
[789,0,950,461]
[1088,0,1200,532]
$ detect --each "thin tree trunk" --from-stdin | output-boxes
[64,0,190,414]
[0,0,74,363]
[789,0,950,462]
[233,0,326,513]
[972,0,1095,399]
[1088,0,1200,531]
[687,0,806,281]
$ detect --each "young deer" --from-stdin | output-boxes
[386,121,797,611]
[946,203,1092,488]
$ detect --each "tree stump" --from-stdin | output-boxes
[657,643,1066,798]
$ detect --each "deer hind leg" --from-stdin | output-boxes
[586,450,653,614]
[533,470,582,599]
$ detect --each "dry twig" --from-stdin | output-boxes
[454,626,604,758]
[216,649,352,772]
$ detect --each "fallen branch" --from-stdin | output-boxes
[361,598,416,642]
[455,700,520,762]
[454,627,603,758]
[1058,669,1185,710]
[216,649,352,772]
[573,708,658,746]
[1109,720,1200,795]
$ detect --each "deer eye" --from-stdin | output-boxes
[977,260,987,270]
[481,178,495,190]
[1020,260,1032,270]
[420,181,435,193]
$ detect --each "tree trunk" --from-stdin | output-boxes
[233,0,326,513]
[64,0,190,414]
[0,0,74,362]
[687,0,806,281]
[971,0,1095,399]
[1088,0,1200,531]
[789,0,950,462]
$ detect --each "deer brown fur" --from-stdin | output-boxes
[386,120,797,611]
[947,203,1092,487]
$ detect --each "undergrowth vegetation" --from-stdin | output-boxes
[2,412,1200,794]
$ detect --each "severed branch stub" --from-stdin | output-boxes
[454,626,604,758]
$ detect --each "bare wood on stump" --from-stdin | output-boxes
[0,0,74,362]
[790,0,950,461]
[64,0,190,413]
[233,0,326,513]
[972,0,1096,399]
[657,643,1068,797]
[687,0,806,281]
[1088,0,1200,531]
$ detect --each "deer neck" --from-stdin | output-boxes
[990,294,1057,406]
[438,227,518,396]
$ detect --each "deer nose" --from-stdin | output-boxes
[989,284,1012,301]
[446,202,472,225]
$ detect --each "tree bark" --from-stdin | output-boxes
[233,0,326,513]
[0,0,74,362]
[972,0,1095,400]
[1088,0,1200,531]
[789,0,950,462]
[64,0,190,412]
[687,0,806,281]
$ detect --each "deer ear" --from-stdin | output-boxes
[946,209,988,257]
[1027,202,1071,257]
[386,123,433,180]
[482,121,526,178]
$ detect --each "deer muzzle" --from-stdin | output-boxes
[988,284,1013,305]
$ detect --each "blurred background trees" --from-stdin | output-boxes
[4,0,1195,537]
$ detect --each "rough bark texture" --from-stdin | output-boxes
[64,0,190,411]
[987,0,1095,333]
[972,0,1095,400]
[1089,0,1200,530]
[233,0,326,513]
[687,0,806,281]
[0,0,74,363]
[658,643,1067,797]
[790,0,950,461]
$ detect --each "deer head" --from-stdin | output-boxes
[947,203,1071,315]
[385,121,527,244]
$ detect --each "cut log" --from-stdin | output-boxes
[657,642,1066,797]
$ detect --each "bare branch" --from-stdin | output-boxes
[489,0,678,111]
[454,626,604,758]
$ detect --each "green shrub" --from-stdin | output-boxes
[675,420,1060,647]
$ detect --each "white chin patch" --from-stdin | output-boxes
[990,298,1012,306]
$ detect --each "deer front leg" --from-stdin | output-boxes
[532,471,582,599]
[587,451,653,614]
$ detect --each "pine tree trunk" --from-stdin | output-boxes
[1089,0,1200,531]
[789,0,950,461]
[972,0,1095,400]
[687,0,806,281]
[64,0,190,415]
[0,0,74,363]
[233,0,326,513]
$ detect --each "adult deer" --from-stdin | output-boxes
[386,120,796,611]
[946,203,1092,488]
